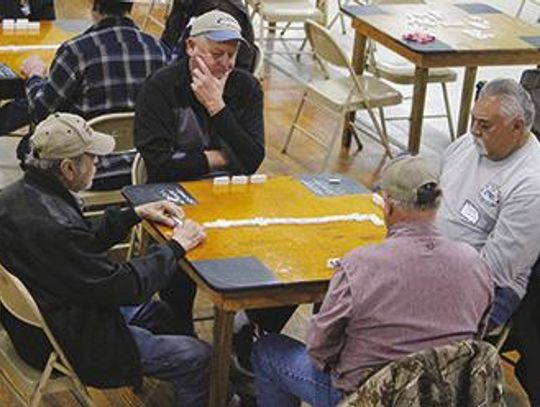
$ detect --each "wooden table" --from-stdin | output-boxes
[342,2,540,153]
[142,176,386,407]
[0,19,88,98]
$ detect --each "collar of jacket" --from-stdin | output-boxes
[24,167,84,216]
[85,15,138,35]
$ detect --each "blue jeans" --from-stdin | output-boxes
[490,286,521,327]
[251,334,344,407]
[121,301,211,407]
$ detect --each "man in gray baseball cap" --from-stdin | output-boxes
[0,112,211,406]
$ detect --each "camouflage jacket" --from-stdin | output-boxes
[339,340,506,407]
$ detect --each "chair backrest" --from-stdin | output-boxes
[131,152,148,186]
[339,340,505,407]
[87,112,135,152]
[305,19,351,70]
[0,264,41,328]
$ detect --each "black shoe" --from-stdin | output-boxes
[232,324,255,378]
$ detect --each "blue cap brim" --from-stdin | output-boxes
[204,30,246,43]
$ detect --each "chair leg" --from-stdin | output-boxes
[282,92,308,153]
[366,107,393,158]
[321,115,346,172]
[516,0,527,17]
[441,83,455,141]
[378,107,388,140]
[71,381,95,407]
[30,353,57,407]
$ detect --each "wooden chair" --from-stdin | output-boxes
[282,20,402,171]
[365,0,457,141]
[0,262,95,407]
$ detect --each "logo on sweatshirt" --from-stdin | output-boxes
[479,184,500,207]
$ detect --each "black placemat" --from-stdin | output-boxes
[521,36,540,49]
[341,4,389,18]
[454,3,502,14]
[192,257,281,291]
[298,174,369,197]
[400,38,455,53]
[122,183,197,206]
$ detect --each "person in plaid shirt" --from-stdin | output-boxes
[0,0,169,189]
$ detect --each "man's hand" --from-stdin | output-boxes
[171,219,206,252]
[134,200,184,227]
[204,149,228,170]
[21,55,47,79]
[191,56,229,116]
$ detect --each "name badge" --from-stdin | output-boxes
[460,200,479,225]
[479,184,500,207]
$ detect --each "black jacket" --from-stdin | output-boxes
[0,0,55,20]
[161,0,256,72]
[134,59,264,183]
[0,168,185,388]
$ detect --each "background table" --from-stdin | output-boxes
[0,19,88,98]
[142,176,386,407]
[342,2,540,153]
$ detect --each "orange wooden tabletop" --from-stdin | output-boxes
[151,176,386,284]
[0,20,88,73]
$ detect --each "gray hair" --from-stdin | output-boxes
[386,195,441,211]
[25,149,85,175]
[479,78,535,130]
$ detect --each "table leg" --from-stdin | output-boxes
[457,66,478,137]
[343,32,368,149]
[208,307,235,407]
[408,67,429,154]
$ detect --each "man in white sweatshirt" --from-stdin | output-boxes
[437,78,540,327]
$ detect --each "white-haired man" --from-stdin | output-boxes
[437,78,540,328]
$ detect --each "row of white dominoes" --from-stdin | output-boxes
[213,174,268,186]
[2,19,40,31]
[203,212,384,229]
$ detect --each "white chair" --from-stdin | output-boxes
[365,0,457,141]
[282,20,402,171]
[327,0,367,34]
[250,0,328,58]
[0,262,95,406]
[516,0,540,18]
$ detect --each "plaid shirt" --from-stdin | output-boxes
[25,16,170,190]
[26,16,170,122]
